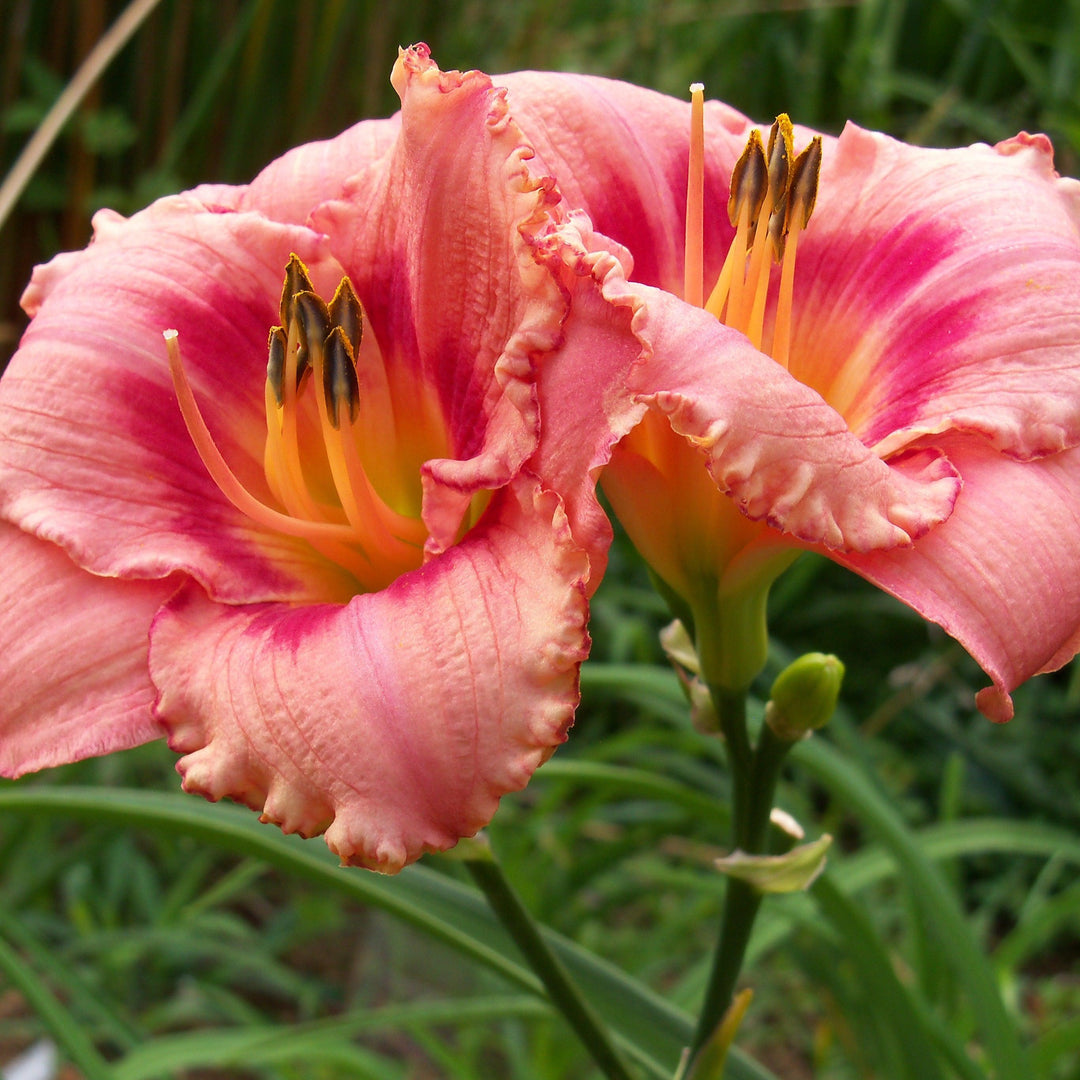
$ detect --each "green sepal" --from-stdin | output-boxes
[715,834,832,893]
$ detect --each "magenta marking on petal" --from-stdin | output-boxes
[797,213,984,443]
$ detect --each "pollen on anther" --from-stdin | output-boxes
[267,326,287,406]
[324,326,360,430]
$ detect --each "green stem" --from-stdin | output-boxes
[689,693,794,1061]
[465,851,638,1080]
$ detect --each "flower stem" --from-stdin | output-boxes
[689,689,794,1061]
[464,848,639,1080]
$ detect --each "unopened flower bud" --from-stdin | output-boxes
[764,652,844,741]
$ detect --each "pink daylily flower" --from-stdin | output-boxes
[0,47,612,872]
[5,42,1079,880]
[497,72,1080,721]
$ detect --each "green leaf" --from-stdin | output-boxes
[0,785,782,1080]
[112,997,547,1080]
[792,738,1032,1080]
[0,923,114,1080]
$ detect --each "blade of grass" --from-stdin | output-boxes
[792,737,1031,1080]
[0,785,781,1080]
[0,0,164,234]
[0,922,114,1080]
[0,907,143,1052]
[812,875,982,1080]
[112,998,546,1080]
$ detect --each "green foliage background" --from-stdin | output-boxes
[1,2,1079,1078]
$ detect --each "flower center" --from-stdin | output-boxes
[166,256,435,592]
[684,86,822,366]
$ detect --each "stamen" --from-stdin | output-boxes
[684,83,705,307]
[772,136,822,370]
[707,129,767,323]
[280,254,315,327]
[328,276,363,356]
[694,106,822,373]
[766,115,793,207]
[167,254,437,592]
[275,312,329,523]
[266,326,287,407]
[727,129,768,232]
[787,135,823,231]
[165,330,362,551]
[310,326,426,568]
[735,116,796,347]
[323,326,360,430]
[294,291,331,356]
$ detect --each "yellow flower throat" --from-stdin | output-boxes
[166,256,437,592]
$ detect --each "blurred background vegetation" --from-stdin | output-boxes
[1,1,1079,1078]
[4,0,1080,367]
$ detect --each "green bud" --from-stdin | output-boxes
[765,652,844,741]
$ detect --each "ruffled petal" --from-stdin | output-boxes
[1,198,355,604]
[149,478,590,872]
[499,71,753,293]
[791,123,1080,460]
[0,521,172,777]
[313,46,568,553]
[837,438,1080,722]
[611,284,962,552]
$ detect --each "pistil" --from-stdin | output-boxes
[684,83,705,307]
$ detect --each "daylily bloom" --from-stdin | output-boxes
[487,68,1080,720]
[0,46,607,872]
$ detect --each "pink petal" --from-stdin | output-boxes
[1,198,355,604]
[524,213,651,580]
[608,283,962,552]
[790,123,1080,461]
[499,71,753,293]
[313,46,569,552]
[838,437,1080,722]
[149,478,589,873]
[0,521,172,777]
[188,116,402,224]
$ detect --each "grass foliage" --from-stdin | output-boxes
[1,1,1079,1077]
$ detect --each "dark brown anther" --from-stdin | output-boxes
[328,277,364,357]
[766,114,794,207]
[727,128,769,229]
[293,291,331,352]
[280,254,316,328]
[788,135,823,231]
[323,326,360,429]
[266,326,287,406]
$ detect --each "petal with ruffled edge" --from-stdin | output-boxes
[313,46,567,554]
[494,75,1080,468]
[570,277,962,553]
[149,479,589,873]
[838,438,1080,722]
[500,71,753,293]
[791,124,1080,461]
[0,521,176,776]
[1,198,356,605]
